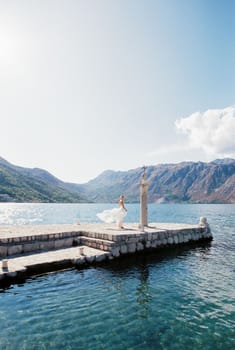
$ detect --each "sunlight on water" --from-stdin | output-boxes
[0,204,234,350]
[0,203,44,225]
[0,202,228,226]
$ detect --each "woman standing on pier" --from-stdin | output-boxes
[96,195,127,229]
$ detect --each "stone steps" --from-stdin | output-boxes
[79,236,115,251]
[0,221,213,285]
[0,223,212,259]
[0,231,117,257]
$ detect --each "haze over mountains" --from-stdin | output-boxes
[0,156,234,204]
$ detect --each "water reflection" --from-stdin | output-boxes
[0,204,234,350]
[0,238,234,350]
[101,242,212,277]
[136,263,152,319]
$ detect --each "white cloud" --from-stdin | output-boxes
[175,106,235,158]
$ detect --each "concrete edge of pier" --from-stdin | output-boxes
[0,219,213,286]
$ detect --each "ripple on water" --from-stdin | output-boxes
[0,204,235,350]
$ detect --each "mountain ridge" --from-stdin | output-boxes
[77,159,235,203]
[0,157,234,203]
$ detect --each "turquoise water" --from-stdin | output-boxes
[0,204,234,350]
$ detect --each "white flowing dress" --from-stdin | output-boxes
[96,207,127,224]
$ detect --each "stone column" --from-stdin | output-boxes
[139,167,149,229]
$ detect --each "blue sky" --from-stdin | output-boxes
[0,0,235,183]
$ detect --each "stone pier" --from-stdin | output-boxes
[0,219,212,285]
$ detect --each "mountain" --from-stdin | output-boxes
[0,157,87,203]
[1,157,235,203]
[77,159,235,204]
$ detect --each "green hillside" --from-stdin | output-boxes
[0,157,87,203]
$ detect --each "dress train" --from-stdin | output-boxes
[96,207,127,224]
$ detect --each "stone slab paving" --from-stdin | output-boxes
[0,221,212,284]
[0,224,81,239]
[0,245,109,280]
[0,222,201,239]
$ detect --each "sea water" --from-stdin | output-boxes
[0,203,234,350]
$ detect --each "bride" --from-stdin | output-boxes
[96,195,127,229]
